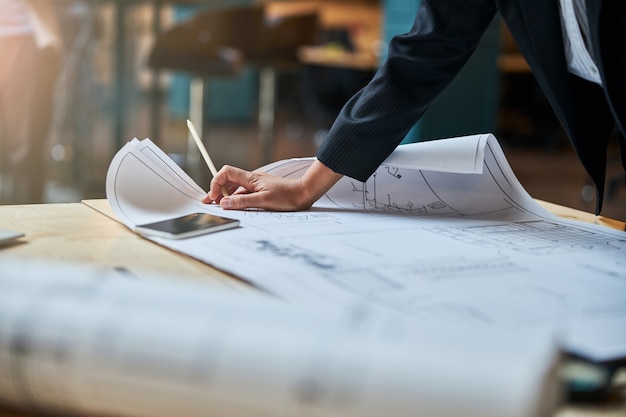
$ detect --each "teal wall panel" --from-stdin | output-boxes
[382,0,500,143]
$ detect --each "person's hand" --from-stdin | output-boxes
[202,160,343,211]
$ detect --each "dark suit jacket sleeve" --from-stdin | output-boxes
[316,0,498,182]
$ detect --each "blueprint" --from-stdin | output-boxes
[0,259,560,417]
[104,134,626,363]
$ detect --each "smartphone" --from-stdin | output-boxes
[134,213,239,239]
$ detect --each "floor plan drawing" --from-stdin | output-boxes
[104,133,626,363]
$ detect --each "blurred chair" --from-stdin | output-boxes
[148,4,318,175]
[148,6,249,176]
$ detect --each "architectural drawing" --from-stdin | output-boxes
[104,133,626,363]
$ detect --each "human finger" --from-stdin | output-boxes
[219,190,293,211]
[206,165,253,201]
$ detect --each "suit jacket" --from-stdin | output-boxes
[317,0,626,214]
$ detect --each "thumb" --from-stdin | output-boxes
[219,194,250,210]
[220,192,273,210]
[219,196,236,209]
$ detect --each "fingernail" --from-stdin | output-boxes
[221,197,232,209]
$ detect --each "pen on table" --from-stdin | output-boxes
[187,119,230,197]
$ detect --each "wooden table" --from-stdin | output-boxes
[1,199,622,275]
[0,200,624,417]
[0,200,255,293]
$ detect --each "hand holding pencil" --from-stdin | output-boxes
[191,118,342,211]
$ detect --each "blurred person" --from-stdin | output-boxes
[203,0,626,216]
[0,0,62,204]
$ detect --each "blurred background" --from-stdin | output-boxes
[0,0,624,221]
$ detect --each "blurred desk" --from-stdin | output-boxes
[268,1,381,71]
[0,199,624,417]
[298,46,378,71]
[266,0,381,54]
[88,0,382,151]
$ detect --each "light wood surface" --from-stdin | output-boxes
[264,0,382,70]
[536,200,626,232]
[298,45,379,70]
[0,200,255,293]
[0,199,624,417]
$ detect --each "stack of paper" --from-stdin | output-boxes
[103,134,626,365]
[0,259,561,417]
